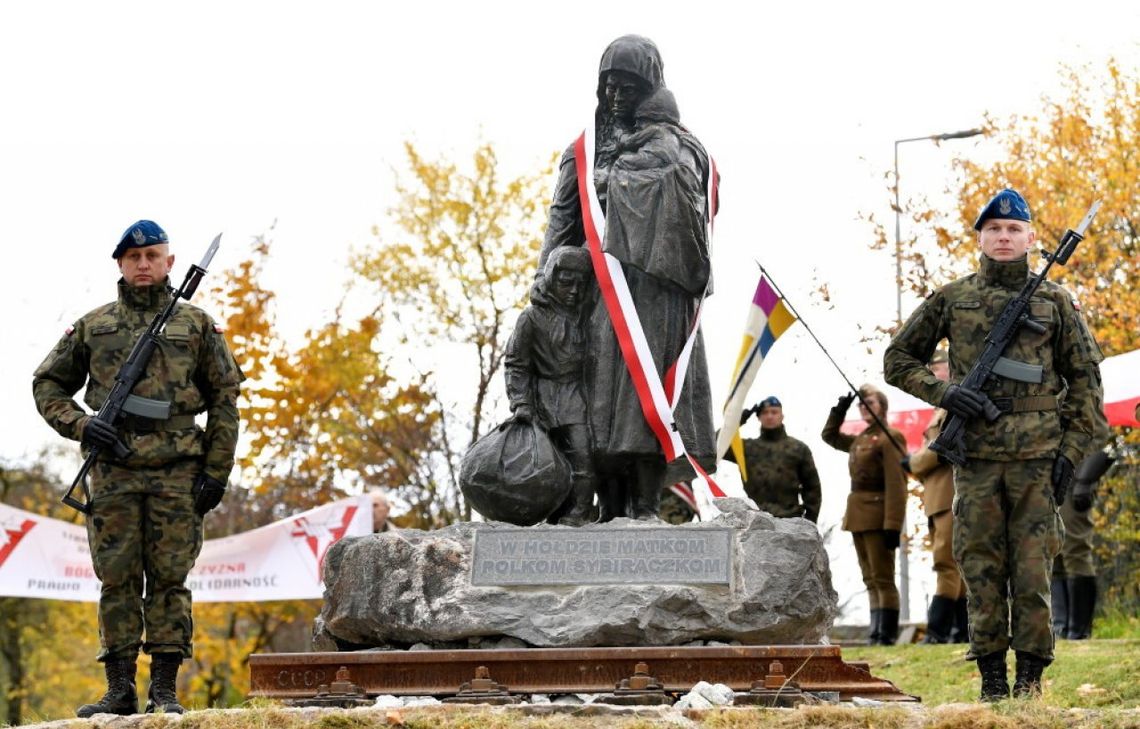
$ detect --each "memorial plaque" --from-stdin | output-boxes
[471,528,732,586]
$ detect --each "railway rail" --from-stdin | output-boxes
[249,645,917,704]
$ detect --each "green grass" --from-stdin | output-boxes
[1094,609,1140,639]
[844,638,1140,708]
[12,637,1140,727]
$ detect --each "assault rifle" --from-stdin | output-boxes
[62,234,222,514]
[930,202,1100,466]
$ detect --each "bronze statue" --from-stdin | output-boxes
[535,35,718,521]
[504,247,596,526]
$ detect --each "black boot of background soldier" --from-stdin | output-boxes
[1050,576,1069,637]
[1066,576,1098,640]
[923,595,956,644]
[951,597,969,643]
[877,608,899,645]
[867,608,882,645]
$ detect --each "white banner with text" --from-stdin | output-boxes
[0,495,372,602]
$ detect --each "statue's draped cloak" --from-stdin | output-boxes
[537,112,715,479]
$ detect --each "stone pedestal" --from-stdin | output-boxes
[313,498,837,650]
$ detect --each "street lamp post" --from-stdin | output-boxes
[892,127,983,624]
[893,128,985,325]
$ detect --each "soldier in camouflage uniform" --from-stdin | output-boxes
[1051,449,1112,640]
[723,396,822,522]
[32,220,242,716]
[884,189,1107,700]
[822,384,908,645]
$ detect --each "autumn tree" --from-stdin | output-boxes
[889,59,1140,612]
[0,454,101,724]
[353,141,555,521]
[206,232,442,524]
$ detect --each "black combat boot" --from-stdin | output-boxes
[145,653,186,714]
[951,597,969,643]
[867,609,882,645]
[1012,651,1048,698]
[922,595,955,644]
[1050,576,1068,637]
[76,657,138,717]
[977,651,1010,702]
[877,608,899,645]
[1066,576,1097,640]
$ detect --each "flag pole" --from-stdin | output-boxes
[755,261,908,457]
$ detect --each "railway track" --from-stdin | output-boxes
[249,645,917,704]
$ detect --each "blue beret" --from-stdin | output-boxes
[759,396,782,410]
[973,189,1031,231]
[113,220,168,259]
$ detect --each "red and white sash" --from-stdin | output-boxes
[573,125,724,499]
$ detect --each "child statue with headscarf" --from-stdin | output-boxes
[504,246,596,526]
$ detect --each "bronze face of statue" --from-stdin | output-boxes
[603,70,650,127]
[550,268,587,310]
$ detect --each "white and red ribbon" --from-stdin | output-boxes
[574,126,725,499]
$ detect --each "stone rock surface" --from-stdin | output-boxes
[314,498,837,650]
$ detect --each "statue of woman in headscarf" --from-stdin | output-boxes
[535,34,717,520]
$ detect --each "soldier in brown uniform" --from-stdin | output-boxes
[822,384,908,645]
[32,221,242,716]
[1051,448,1113,640]
[904,351,968,643]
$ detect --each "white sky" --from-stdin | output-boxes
[2,0,1137,622]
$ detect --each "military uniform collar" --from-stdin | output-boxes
[118,277,174,311]
[760,424,786,441]
[978,254,1030,290]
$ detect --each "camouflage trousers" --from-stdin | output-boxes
[852,530,899,610]
[929,509,965,599]
[87,459,203,662]
[1053,496,1095,578]
[953,458,1063,662]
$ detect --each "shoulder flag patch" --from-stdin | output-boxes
[213,324,225,333]
[65,325,75,337]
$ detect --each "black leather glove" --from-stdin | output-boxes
[940,384,986,420]
[1071,486,1093,513]
[80,416,119,449]
[882,530,901,551]
[192,474,227,516]
[835,392,856,412]
[899,455,912,474]
[1070,451,1114,512]
[739,405,756,425]
[1051,455,1075,506]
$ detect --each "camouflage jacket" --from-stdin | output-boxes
[32,278,243,482]
[723,425,821,522]
[821,406,908,533]
[884,254,1107,464]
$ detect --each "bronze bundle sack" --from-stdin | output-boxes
[459,420,572,525]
